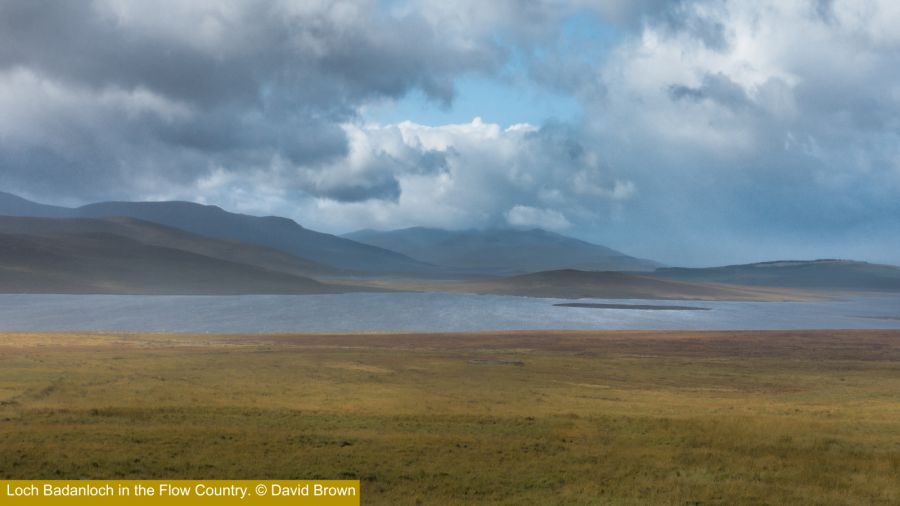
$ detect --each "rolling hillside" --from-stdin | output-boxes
[0,191,436,273]
[0,215,345,278]
[341,227,664,273]
[342,227,457,253]
[0,232,360,295]
[645,260,900,292]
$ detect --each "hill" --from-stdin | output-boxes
[0,215,345,278]
[340,227,664,273]
[0,232,361,295]
[342,227,457,253]
[644,260,900,292]
[0,191,72,217]
[326,269,831,301]
[0,191,436,273]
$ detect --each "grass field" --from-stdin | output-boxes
[2,330,900,505]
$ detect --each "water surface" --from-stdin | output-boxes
[1,293,899,333]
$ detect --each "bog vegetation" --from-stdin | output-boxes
[2,330,899,505]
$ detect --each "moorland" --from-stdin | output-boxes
[2,329,900,505]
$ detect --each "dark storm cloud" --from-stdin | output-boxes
[653,2,730,51]
[592,0,730,52]
[0,2,257,107]
[311,172,402,203]
[296,128,451,203]
[0,1,494,109]
[668,73,751,111]
[0,0,504,202]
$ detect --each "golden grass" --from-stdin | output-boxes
[2,330,900,505]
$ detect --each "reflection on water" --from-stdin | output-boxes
[0,293,898,333]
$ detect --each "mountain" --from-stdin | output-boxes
[0,191,435,273]
[0,232,355,295]
[0,215,345,278]
[0,191,73,217]
[342,227,458,253]
[341,227,664,273]
[644,260,900,292]
[326,269,831,301]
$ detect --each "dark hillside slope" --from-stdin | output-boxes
[0,232,346,295]
[343,227,664,273]
[646,260,900,292]
[72,201,437,272]
[342,227,457,253]
[0,191,74,217]
[0,191,435,272]
[0,216,344,278]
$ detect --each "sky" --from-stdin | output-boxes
[1,0,899,267]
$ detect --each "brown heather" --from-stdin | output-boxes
[2,330,900,505]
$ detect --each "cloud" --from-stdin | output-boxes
[0,0,505,200]
[526,0,900,265]
[667,72,751,111]
[268,117,637,233]
[288,122,450,202]
[2,0,900,266]
[505,205,572,230]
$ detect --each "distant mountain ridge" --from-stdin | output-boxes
[342,227,664,273]
[645,260,900,292]
[0,191,435,273]
[343,227,458,253]
[0,192,69,217]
